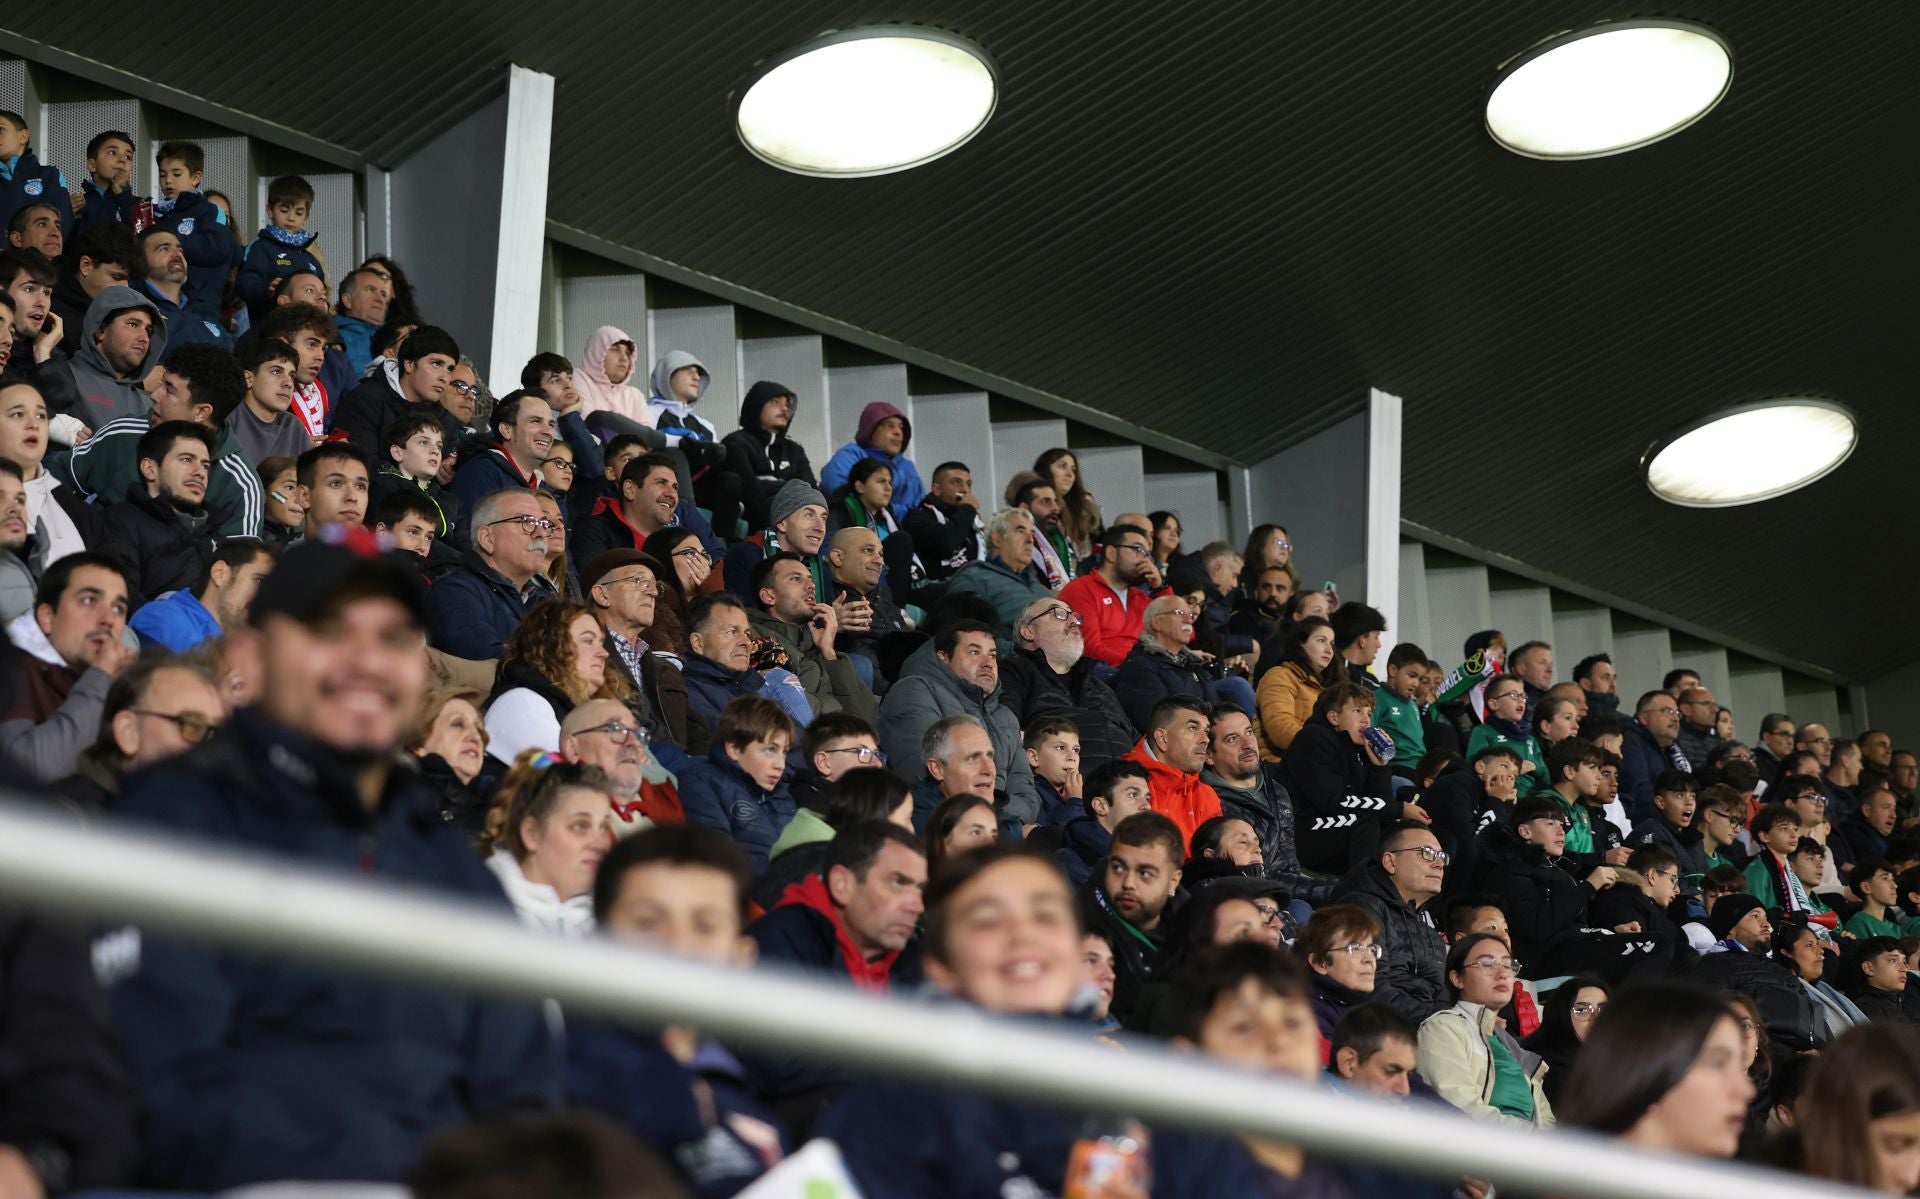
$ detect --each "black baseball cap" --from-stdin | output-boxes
[250,529,428,628]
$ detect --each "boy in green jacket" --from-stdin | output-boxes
[1372,642,1430,779]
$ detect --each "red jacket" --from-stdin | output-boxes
[1122,738,1222,854]
[769,875,900,992]
[1059,572,1161,668]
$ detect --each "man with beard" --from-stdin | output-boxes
[747,550,876,720]
[823,526,908,672]
[1060,521,1167,669]
[99,421,224,609]
[61,285,167,425]
[879,616,1038,826]
[1573,652,1620,718]
[1082,810,1184,1025]
[999,595,1134,773]
[1015,477,1075,589]
[0,551,137,780]
[1115,594,1222,731]
[104,538,558,1190]
[0,457,32,620]
[0,249,84,420]
[426,487,558,660]
[134,226,229,350]
[1203,702,1335,906]
[573,451,683,562]
[129,538,276,652]
[1230,563,1294,643]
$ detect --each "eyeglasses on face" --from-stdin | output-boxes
[485,514,556,534]
[573,720,646,744]
[1388,846,1450,865]
[1570,1001,1607,1018]
[600,573,659,596]
[1328,942,1383,960]
[1489,690,1525,704]
[133,708,220,743]
[820,745,885,764]
[1251,902,1283,924]
[1024,606,1085,628]
[543,457,576,473]
[672,546,714,563]
[450,380,480,397]
[1648,705,1680,718]
[1465,956,1521,974]
[1270,537,1291,550]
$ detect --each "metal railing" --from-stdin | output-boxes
[0,799,1868,1199]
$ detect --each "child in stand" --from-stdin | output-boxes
[371,411,465,561]
[226,338,311,464]
[235,175,325,321]
[1371,642,1429,784]
[151,140,234,320]
[1023,716,1082,821]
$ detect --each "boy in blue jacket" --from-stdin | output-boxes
[0,109,71,240]
[74,129,144,235]
[235,174,326,321]
[151,140,234,320]
[570,826,788,1198]
[677,695,798,872]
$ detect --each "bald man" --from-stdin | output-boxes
[825,525,911,680]
[559,698,683,831]
[1112,592,1223,731]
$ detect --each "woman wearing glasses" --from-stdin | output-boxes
[484,600,636,765]
[1520,975,1609,1108]
[1417,931,1554,1127]
[1296,904,1384,1059]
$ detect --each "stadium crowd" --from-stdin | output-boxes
[5,117,1920,1199]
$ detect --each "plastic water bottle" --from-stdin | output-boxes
[1063,1116,1150,1199]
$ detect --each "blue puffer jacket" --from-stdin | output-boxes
[151,190,234,319]
[681,653,771,739]
[0,151,71,239]
[1619,719,1674,828]
[677,746,795,872]
[235,227,325,320]
[105,708,559,1191]
[425,550,556,661]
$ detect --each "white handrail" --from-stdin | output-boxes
[0,799,1867,1199]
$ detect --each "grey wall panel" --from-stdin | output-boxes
[44,96,144,197]
[1730,665,1787,742]
[558,271,648,368]
[649,304,739,418]
[742,335,829,465]
[909,391,991,503]
[1425,557,1491,676]
[991,418,1066,512]
[1611,621,1674,701]
[823,363,910,467]
[1551,602,1614,669]
[1397,540,1431,657]
[1145,472,1223,548]
[1785,675,1843,738]
[389,92,505,380]
[1239,411,1368,602]
[0,60,25,117]
[1488,579,1553,649]
[1075,445,1145,523]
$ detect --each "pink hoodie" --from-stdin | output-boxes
[574,325,653,425]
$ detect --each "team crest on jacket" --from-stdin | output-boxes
[177,218,195,235]
[23,178,41,196]
[204,321,223,336]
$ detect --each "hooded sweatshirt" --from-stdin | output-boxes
[722,381,818,529]
[63,286,168,424]
[820,401,925,521]
[574,325,652,425]
[646,350,718,446]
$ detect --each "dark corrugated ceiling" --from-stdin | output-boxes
[7,3,1915,679]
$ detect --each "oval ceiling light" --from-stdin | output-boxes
[1643,400,1857,508]
[1487,19,1733,159]
[736,28,997,177]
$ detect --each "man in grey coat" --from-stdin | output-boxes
[876,618,1042,826]
[58,284,167,425]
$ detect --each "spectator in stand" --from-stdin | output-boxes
[783,710,885,810]
[571,326,652,432]
[98,421,221,608]
[723,380,816,530]
[1017,477,1076,589]
[1754,712,1794,786]
[369,412,462,556]
[408,687,490,831]
[822,458,924,602]
[1123,694,1224,851]
[427,487,558,660]
[227,337,310,464]
[7,202,63,264]
[58,284,164,425]
[1050,759,1151,886]
[0,551,135,781]
[1843,937,1917,1026]
[1060,520,1165,670]
[1025,448,1100,558]
[476,758,615,938]
[879,618,1038,823]
[909,714,1001,832]
[580,550,700,754]
[135,226,228,350]
[448,390,551,509]
[561,698,685,834]
[678,694,796,872]
[643,350,740,537]
[1622,688,1690,825]
[332,266,389,376]
[0,110,71,239]
[760,764,912,908]
[1674,685,1722,771]
[1418,931,1554,1127]
[129,537,273,652]
[1330,1005,1422,1098]
[943,507,1051,642]
[256,455,303,547]
[234,175,325,322]
[1254,614,1332,759]
[54,652,225,813]
[752,820,926,989]
[1504,640,1552,724]
[903,459,984,582]
[1279,681,1417,874]
[723,477,831,602]
[823,526,911,677]
[1798,721,1837,771]
[1742,803,1821,915]
[105,539,559,1190]
[819,401,922,523]
[1330,822,1450,1024]
[254,302,343,443]
[1589,844,1690,969]
[149,141,232,321]
[1540,737,1627,875]
[1297,904,1384,1053]
[1467,673,1549,793]
[292,441,372,542]
[1839,779,1900,870]
[1521,976,1610,1109]
[1330,602,1386,692]
[1146,510,1182,575]
[1115,594,1222,730]
[999,595,1134,774]
[51,222,141,358]
[1827,738,1866,816]
[1229,562,1293,645]
[575,450,690,565]
[2,382,101,567]
[0,459,33,621]
[1080,810,1183,1024]
[1203,702,1332,905]
[681,592,793,737]
[1022,715,1080,818]
[1370,642,1429,782]
[520,355,609,507]
[1629,770,1710,888]
[1797,1024,1920,1194]
[483,598,622,763]
[73,127,141,234]
[1893,750,1920,825]
[748,550,875,721]
[1664,668,1701,699]
[1,254,85,426]
[329,325,460,452]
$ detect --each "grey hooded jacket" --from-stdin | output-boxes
[62,285,167,425]
[645,350,718,445]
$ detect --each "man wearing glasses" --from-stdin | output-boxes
[1331,821,1452,1023]
[1620,688,1690,827]
[560,697,683,830]
[579,549,703,756]
[55,655,224,809]
[425,488,557,660]
[1000,596,1135,774]
[1058,521,1167,670]
[1674,685,1722,772]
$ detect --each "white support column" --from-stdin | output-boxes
[489,65,554,386]
[1366,389,1403,673]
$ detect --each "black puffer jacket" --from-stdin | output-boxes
[1691,949,1819,1056]
[1112,638,1219,732]
[1328,859,1449,1024]
[1201,764,1334,904]
[998,646,1138,773]
[722,382,817,530]
[1470,822,1598,970]
[98,483,226,610]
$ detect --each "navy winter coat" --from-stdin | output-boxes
[74,177,142,236]
[1619,720,1674,827]
[425,550,556,661]
[681,653,772,738]
[235,228,326,320]
[151,190,235,319]
[0,151,71,239]
[677,746,795,872]
[105,708,559,1190]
